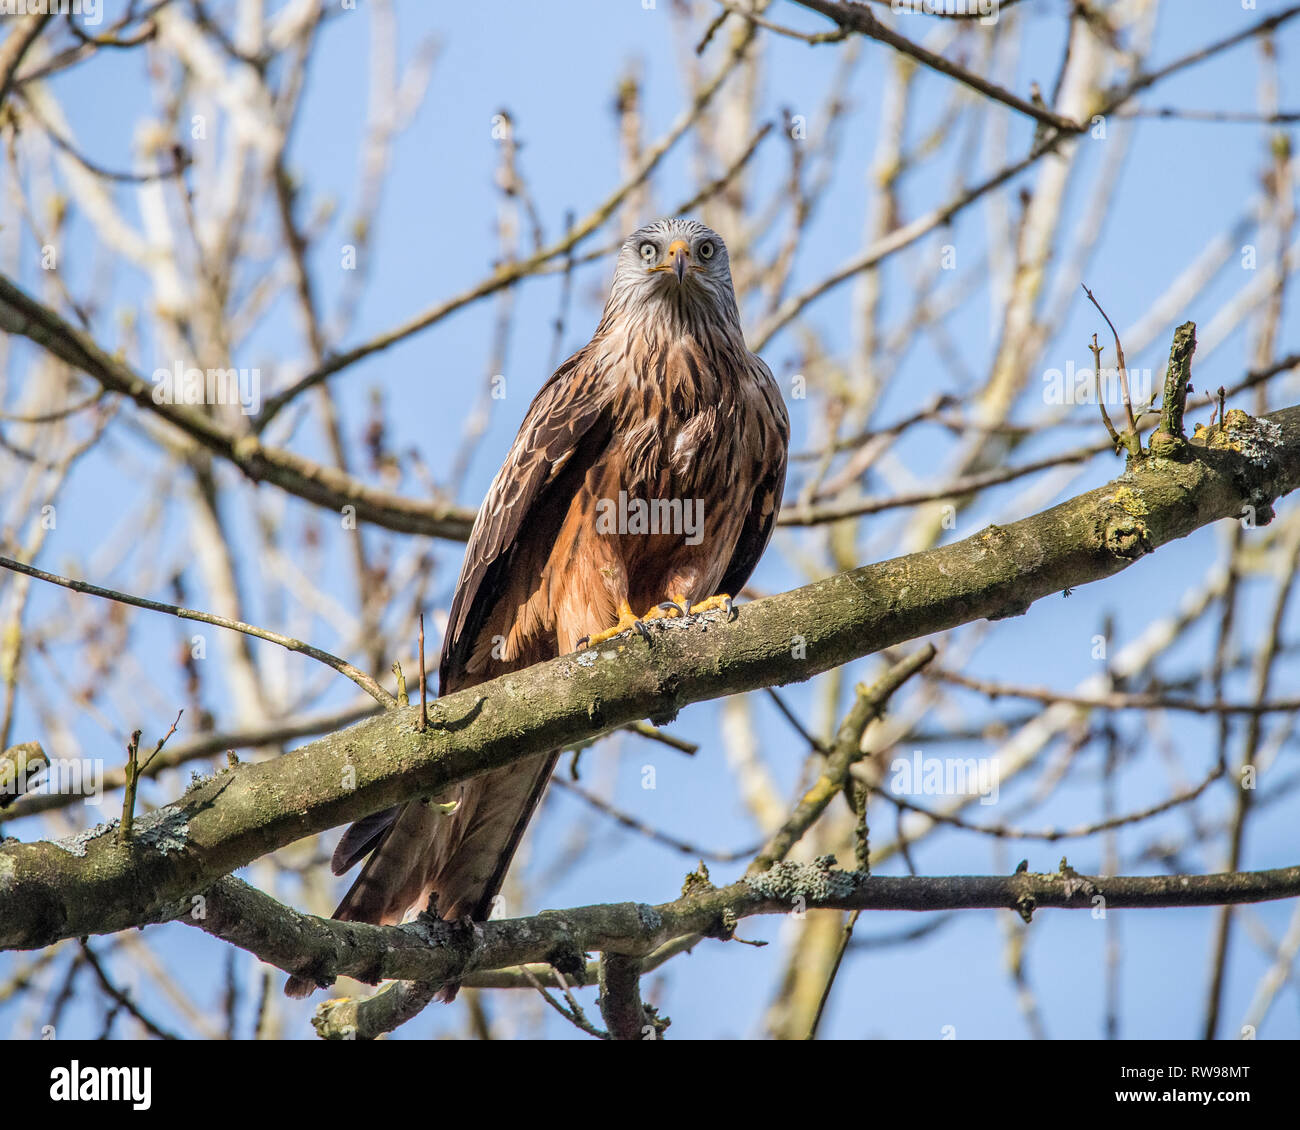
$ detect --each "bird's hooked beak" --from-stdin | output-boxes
[665,239,689,283]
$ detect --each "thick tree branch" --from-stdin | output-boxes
[598,954,649,1041]
[0,273,477,540]
[2,399,1299,950]
[183,859,1300,1034]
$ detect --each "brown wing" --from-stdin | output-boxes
[719,359,789,599]
[439,351,615,691]
[327,354,613,878]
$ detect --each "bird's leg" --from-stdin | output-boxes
[578,600,652,648]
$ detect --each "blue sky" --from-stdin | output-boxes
[3,0,1300,1040]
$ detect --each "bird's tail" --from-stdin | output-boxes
[284,750,558,999]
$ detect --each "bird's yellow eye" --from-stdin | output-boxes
[698,241,715,260]
[639,241,657,262]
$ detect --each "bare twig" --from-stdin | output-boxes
[0,555,396,708]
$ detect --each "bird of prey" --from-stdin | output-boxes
[285,218,788,999]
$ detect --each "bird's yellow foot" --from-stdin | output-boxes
[656,593,736,620]
[578,601,653,648]
[578,594,738,649]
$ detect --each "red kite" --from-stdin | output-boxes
[287,218,788,999]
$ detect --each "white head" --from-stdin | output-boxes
[601,218,742,337]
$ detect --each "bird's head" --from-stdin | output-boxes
[606,218,741,333]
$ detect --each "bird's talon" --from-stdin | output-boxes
[580,602,647,648]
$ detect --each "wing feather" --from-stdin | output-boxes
[719,358,789,598]
[439,351,614,690]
